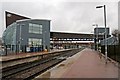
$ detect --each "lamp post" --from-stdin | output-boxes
[19,24,21,53]
[43,31,46,51]
[19,24,24,53]
[96,5,107,64]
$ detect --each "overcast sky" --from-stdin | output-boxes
[0,0,119,37]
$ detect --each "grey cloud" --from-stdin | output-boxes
[0,1,118,37]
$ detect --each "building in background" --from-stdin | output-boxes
[50,32,94,49]
[94,27,110,50]
[4,11,95,50]
[5,11,30,27]
[2,19,50,53]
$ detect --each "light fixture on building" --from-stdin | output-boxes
[7,13,12,17]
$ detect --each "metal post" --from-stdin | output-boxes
[5,45,7,56]
[19,24,21,53]
[104,5,107,64]
[96,24,99,51]
[93,24,98,51]
[96,5,108,64]
[19,24,23,53]
[43,31,46,51]
[16,44,17,54]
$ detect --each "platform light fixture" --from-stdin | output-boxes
[96,5,108,64]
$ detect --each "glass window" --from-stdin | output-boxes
[28,38,42,46]
[3,23,16,45]
[29,23,42,34]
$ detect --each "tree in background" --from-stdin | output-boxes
[112,29,120,45]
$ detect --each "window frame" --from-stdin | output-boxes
[29,23,42,34]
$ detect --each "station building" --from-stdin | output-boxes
[1,11,95,55]
[2,19,50,53]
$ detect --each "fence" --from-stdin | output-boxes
[101,45,120,63]
[2,45,44,56]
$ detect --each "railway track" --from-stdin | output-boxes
[1,49,82,80]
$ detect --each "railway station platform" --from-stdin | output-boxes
[36,48,119,79]
[0,49,65,61]
[0,51,46,61]
[0,49,70,69]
